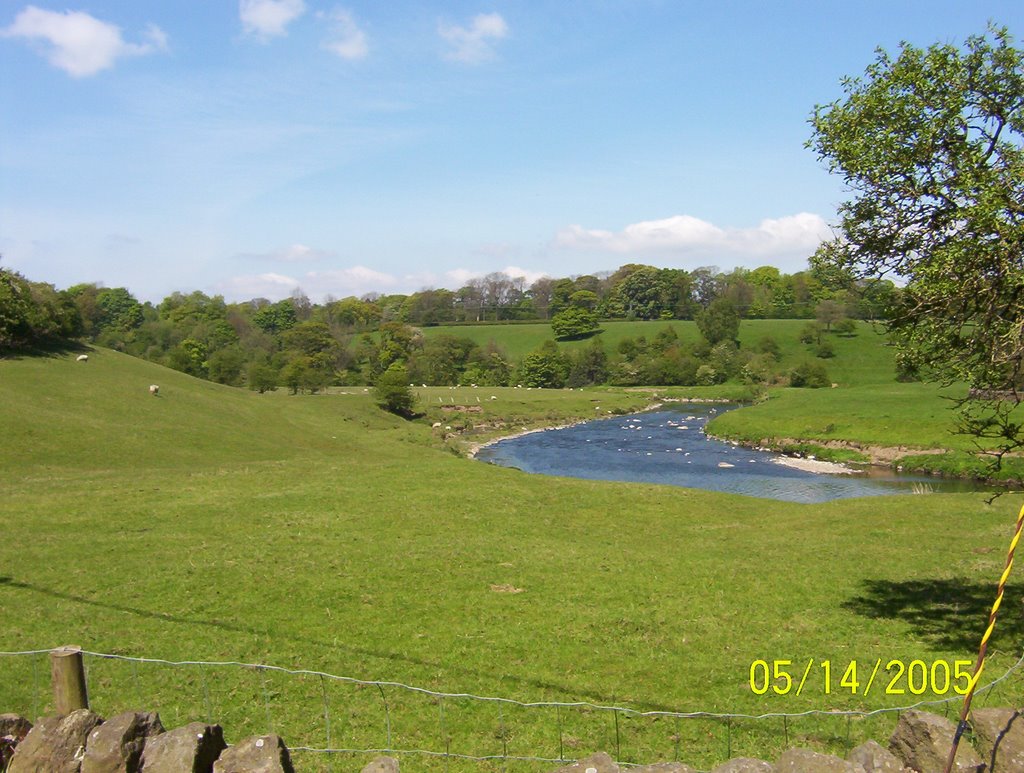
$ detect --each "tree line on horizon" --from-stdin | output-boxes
[1,259,900,392]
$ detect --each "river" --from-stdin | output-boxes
[474,404,986,503]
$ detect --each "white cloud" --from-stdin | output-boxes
[441,268,478,287]
[2,6,168,77]
[214,264,554,303]
[237,243,331,263]
[411,266,548,290]
[305,266,398,296]
[213,272,301,301]
[321,9,367,60]
[239,0,306,40]
[216,264,400,301]
[439,12,508,63]
[501,265,548,285]
[556,212,832,260]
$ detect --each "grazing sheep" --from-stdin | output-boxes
[76,354,88,362]
[149,384,160,396]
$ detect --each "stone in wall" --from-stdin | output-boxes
[888,710,983,773]
[775,747,858,772]
[138,721,226,773]
[8,709,104,773]
[360,756,400,773]
[0,714,32,742]
[553,751,621,772]
[81,711,164,773]
[969,707,1024,773]
[709,758,775,773]
[212,734,294,773]
[0,714,33,766]
[845,739,903,773]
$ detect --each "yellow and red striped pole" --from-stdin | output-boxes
[943,502,1024,773]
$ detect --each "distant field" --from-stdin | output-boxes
[421,319,899,386]
[2,348,1021,771]
[422,319,985,457]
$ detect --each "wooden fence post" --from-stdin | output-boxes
[50,645,88,714]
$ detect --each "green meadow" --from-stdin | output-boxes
[2,345,1022,771]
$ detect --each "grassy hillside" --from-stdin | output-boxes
[2,349,1022,770]
[423,320,989,461]
[421,319,899,386]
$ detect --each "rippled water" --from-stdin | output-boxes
[475,404,985,503]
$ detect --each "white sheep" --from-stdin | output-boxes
[76,354,88,362]
[149,384,160,396]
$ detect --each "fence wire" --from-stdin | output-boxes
[2,647,1022,771]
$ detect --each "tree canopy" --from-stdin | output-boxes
[808,23,1024,459]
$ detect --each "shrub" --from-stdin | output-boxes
[695,364,722,385]
[756,335,780,358]
[834,318,858,337]
[799,322,823,344]
[374,363,418,417]
[789,360,831,388]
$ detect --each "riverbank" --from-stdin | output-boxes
[464,401,668,458]
[717,433,1021,486]
[770,456,857,474]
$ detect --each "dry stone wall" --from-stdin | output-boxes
[2,706,1022,772]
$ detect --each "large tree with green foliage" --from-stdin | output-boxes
[551,306,599,340]
[808,24,1024,462]
[373,362,417,417]
[695,298,740,345]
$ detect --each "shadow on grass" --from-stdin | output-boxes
[0,340,92,359]
[0,575,668,709]
[554,328,603,342]
[842,577,1024,651]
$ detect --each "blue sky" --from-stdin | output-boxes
[2,1,1022,303]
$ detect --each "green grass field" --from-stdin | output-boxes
[421,319,899,386]
[2,347,1022,771]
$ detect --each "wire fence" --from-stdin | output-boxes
[2,647,1023,771]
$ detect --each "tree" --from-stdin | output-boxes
[814,299,845,332]
[247,361,279,393]
[95,287,143,332]
[808,24,1024,461]
[695,298,740,345]
[252,299,297,335]
[0,265,37,350]
[517,340,568,388]
[373,362,417,417]
[551,307,599,340]
[567,337,609,386]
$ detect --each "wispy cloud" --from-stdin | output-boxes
[213,272,301,301]
[239,0,306,40]
[214,265,400,302]
[2,6,168,77]
[556,213,832,260]
[236,243,332,263]
[212,264,551,302]
[320,8,368,61]
[306,266,398,296]
[439,12,508,64]
[431,266,547,288]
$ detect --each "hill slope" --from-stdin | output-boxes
[1,349,1020,770]
[1,347,425,474]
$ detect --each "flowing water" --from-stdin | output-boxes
[474,404,987,503]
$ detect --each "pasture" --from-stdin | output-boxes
[1,347,1022,770]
